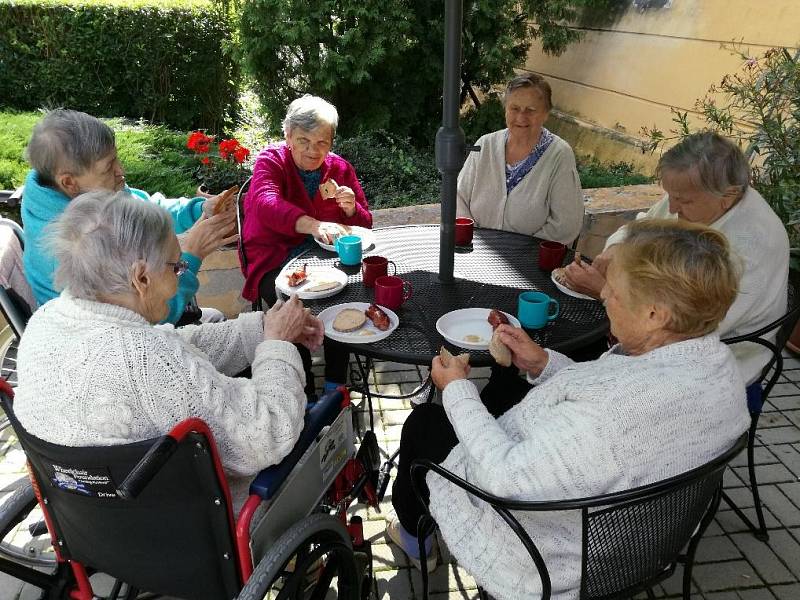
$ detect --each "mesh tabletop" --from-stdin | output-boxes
[285,225,609,366]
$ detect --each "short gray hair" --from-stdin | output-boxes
[50,191,174,300]
[504,73,553,111]
[657,131,751,197]
[282,95,339,139]
[25,109,116,189]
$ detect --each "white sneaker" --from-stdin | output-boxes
[385,516,438,573]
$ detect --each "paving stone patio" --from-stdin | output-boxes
[1,346,800,599]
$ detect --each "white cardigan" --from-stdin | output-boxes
[428,335,750,600]
[14,294,308,509]
[457,129,584,244]
[605,186,789,384]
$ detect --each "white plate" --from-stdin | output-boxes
[318,302,399,344]
[275,266,348,300]
[315,226,376,252]
[551,271,598,301]
[435,308,521,350]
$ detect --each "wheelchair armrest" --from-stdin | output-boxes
[249,389,345,501]
[117,435,178,500]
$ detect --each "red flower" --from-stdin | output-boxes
[233,146,251,164]
[187,131,213,153]
[201,157,211,165]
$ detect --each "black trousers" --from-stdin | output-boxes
[392,381,528,535]
[259,269,350,397]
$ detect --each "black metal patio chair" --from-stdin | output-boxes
[411,433,748,600]
[720,278,800,541]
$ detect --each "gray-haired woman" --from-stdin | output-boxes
[563,131,789,385]
[240,94,372,395]
[14,191,324,509]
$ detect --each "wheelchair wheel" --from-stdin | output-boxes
[239,513,366,600]
[0,476,58,568]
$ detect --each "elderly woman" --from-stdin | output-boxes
[241,95,372,393]
[22,109,235,324]
[457,73,584,244]
[387,219,750,598]
[14,191,323,509]
[564,132,789,386]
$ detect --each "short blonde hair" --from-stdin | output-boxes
[613,219,739,337]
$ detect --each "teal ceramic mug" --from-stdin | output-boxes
[517,291,560,329]
[335,234,362,266]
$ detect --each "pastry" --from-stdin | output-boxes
[212,185,238,215]
[332,308,367,333]
[439,346,470,368]
[319,179,338,199]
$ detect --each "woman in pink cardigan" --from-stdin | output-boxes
[241,95,372,394]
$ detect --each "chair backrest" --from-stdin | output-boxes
[412,433,747,600]
[0,391,242,600]
[236,176,253,271]
[0,219,34,338]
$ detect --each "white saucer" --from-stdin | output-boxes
[435,308,520,350]
[315,226,376,252]
[318,302,399,344]
[550,272,598,301]
[275,266,347,300]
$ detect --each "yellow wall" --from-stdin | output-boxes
[523,0,800,166]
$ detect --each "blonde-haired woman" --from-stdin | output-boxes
[387,219,749,600]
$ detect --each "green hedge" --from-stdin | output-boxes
[0,0,238,131]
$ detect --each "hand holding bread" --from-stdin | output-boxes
[431,347,470,390]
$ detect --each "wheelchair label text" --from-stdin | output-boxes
[49,463,117,498]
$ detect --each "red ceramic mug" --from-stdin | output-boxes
[538,240,567,272]
[455,217,474,246]
[362,256,397,288]
[374,275,413,311]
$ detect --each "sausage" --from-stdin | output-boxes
[365,303,391,330]
[287,263,308,287]
[487,309,510,330]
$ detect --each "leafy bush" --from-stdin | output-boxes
[334,131,440,209]
[0,0,238,131]
[461,96,506,144]
[0,110,199,198]
[576,157,652,189]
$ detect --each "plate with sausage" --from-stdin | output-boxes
[435,308,520,350]
[275,264,348,300]
[315,226,376,253]
[318,302,399,343]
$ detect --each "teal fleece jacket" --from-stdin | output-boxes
[21,170,205,324]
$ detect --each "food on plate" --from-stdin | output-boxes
[552,252,582,289]
[462,334,484,344]
[305,281,340,293]
[287,263,308,287]
[319,178,338,199]
[356,329,376,337]
[332,308,367,333]
[212,185,239,215]
[319,223,351,245]
[487,309,512,367]
[439,346,470,368]
[365,303,390,331]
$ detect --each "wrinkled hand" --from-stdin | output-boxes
[563,259,606,299]
[263,295,308,343]
[314,221,349,245]
[431,355,470,391]
[296,311,325,352]
[180,211,239,259]
[495,324,549,376]
[334,186,356,217]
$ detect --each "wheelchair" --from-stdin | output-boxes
[0,379,383,600]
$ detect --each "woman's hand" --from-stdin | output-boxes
[431,355,470,390]
[334,186,356,217]
[314,221,349,244]
[263,295,308,343]
[202,188,237,217]
[296,311,325,351]
[180,211,239,259]
[562,253,607,299]
[495,324,549,377]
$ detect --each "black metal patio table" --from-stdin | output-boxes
[285,225,609,368]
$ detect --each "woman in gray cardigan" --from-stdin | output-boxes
[457,73,584,245]
[387,219,750,599]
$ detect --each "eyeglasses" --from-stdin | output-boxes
[166,259,189,277]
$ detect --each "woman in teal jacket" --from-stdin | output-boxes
[21,109,236,323]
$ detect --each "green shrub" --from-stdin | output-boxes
[462,96,506,144]
[0,109,198,198]
[576,156,652,189]
[0,0,238,132]
[334,131,440,209]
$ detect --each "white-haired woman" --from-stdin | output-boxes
[240,94,372,395]
[14,191,323,509]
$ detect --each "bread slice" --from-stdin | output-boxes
[332,308,367,333]
[319,179,338,199]
[305,281,339,293]
[488,330,512,367]
[439,346,470,368]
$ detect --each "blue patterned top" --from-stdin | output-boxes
[505,128,554,195]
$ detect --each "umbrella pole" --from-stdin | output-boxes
[436,0,465,284]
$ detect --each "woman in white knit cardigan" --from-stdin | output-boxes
[14,191,324,510]
[388,219,750,599]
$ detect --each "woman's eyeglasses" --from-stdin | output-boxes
[166,259,189,276]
